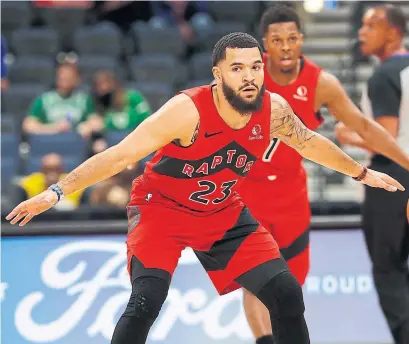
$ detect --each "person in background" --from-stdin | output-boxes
[23,63,99,138]
[1,35,9,90]
[89,163,139,208]
[93,70,151,132]
[86,70,152,163]
[150,1,212,54]
[14,153,86,210]
[336,5,409,343]
[92,1,153,32]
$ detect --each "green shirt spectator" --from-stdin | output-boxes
[93,70,151,131]
[23,63,101,138]
[28,90,94,126]
[102,89,151,130]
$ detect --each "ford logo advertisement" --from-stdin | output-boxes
[2,231,392,343]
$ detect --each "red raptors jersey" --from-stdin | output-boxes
[247,55,322,182]
[129,85,271,213]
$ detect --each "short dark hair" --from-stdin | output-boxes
[260,4,301,36]
[376,4,407,35]
[212,32,263,67]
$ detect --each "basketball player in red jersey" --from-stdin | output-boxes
[6,33,404,344]
[239,5,409,344]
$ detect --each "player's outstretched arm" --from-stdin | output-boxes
[6,94,199,226]
[269,93,405,192]
[317,71,409,171]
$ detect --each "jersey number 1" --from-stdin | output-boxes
[262,138,280,162]
[189,180,238,205]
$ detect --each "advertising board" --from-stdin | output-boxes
[1,230,392,343]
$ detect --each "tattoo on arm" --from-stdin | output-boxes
[270,94,315,151]
[57,164,88,189]
[56,147,123,195]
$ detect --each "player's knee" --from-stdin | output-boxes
[123,276,169,321]
[255,271,305,320]
[111,277,169,343]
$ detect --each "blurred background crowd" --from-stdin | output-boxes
[1,0,409,220]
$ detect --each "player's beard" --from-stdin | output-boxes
[222,80,265,115]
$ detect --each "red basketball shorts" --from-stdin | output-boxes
[126,195,281,295]
[239,178,311,285]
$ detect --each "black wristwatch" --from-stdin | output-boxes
[48,184,65,203]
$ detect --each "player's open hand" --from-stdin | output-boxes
[5,190,58,226]
[360,169,405,192]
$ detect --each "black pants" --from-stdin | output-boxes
[363,160,409,344]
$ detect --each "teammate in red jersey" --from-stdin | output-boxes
[239,5,409,344]
[6,33,404,344]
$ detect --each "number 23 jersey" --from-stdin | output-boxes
[129,85,271,213]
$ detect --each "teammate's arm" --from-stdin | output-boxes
[269,93,404,192]
[319,72,409,170]
[6,94,199,225]
[334,122,371,151]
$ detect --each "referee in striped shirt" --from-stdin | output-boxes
[336,4,409,343]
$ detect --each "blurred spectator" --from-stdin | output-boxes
[86,70,152,158]
[1,35,9,90]
[14,153,87,210]
[93,1,153,31]
[22,63,100,138]
[93,70,151,131]
[150,1,212,48]
[90,163,139,208]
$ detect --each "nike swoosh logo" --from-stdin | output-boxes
[204,131,223,138]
